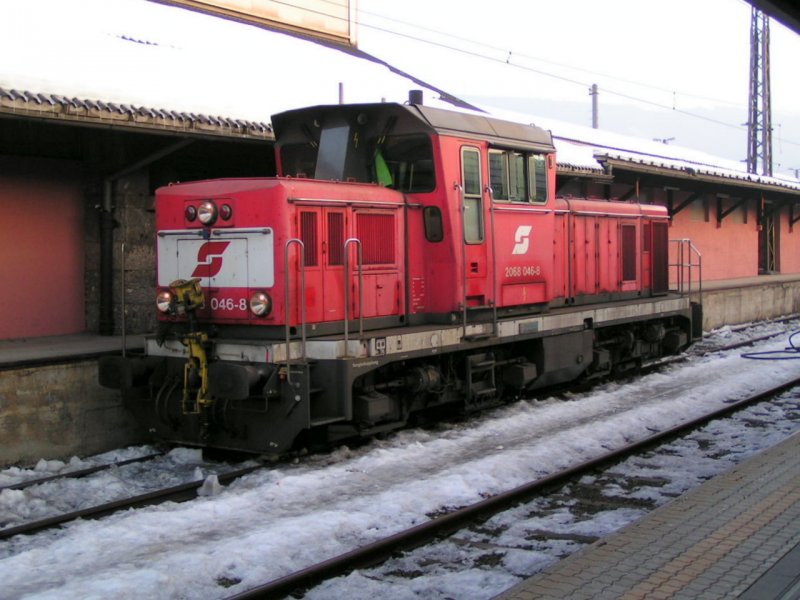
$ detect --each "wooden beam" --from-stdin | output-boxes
[717,197,748,225]
[669,192,701,219]
[791,204,800,227]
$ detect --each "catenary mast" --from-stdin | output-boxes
[747,7,772,176]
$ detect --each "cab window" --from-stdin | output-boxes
[529,154,548,203]
[461,147,483,243]
[373,135,435,193]
[488,149,549,204]
[280,143,317,178]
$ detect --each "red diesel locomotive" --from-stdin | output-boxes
[100,99,700,454]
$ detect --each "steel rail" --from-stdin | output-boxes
[226,375,800,600]
[0,452,164,493]
[0,464,261,540]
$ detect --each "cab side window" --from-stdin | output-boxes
[489,149,548,204]
[529,154,548,203]
[461,147,484,244]
[374,135,435,193]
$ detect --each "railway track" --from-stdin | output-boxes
[227,376,800,600]
[1,320,798,599]
[1,321,795,544]
[0,456,260,540]
[0,452,164,493]
[3,323,787,543]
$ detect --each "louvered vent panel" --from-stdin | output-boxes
[327,212,345,266]
[357,213,395,265]
[622,225,637,281]
[299,211,318,266]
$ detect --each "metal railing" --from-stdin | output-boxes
[669,238,702,303]
[284,239,307,383]
[343,238,364,353]
[120,242,127,357]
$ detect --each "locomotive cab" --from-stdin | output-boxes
[273,103,438,191]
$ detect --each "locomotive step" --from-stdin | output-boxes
[471,385,497,397]
[463,333,494,342]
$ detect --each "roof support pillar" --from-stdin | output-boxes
[99,138,194,335]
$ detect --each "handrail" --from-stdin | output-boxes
[669,238,702,303]
[343,238,363,353]
[283,239,306,384]
[488,186,498,336]
[455,182,468,336]
[121,243,126,357]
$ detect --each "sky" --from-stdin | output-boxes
[1,0,799,175]
[356,0,800,175]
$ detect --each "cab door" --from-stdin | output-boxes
[460,146,492,307]
[322,208,347,321]
[297,207,347,323]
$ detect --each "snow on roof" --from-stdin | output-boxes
[2,0,798,195]
[598,147,800,192]
[552,140,604,172]
[0,86,273,139]
[0,0,459,128]
[480,104,800,193]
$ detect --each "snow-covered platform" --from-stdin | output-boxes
[495,430,800,600]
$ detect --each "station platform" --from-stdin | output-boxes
[0,333,143,369]
[496,431,800,600]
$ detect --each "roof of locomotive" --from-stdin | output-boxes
[272,102,555,154]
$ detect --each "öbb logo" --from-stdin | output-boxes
[191,241,231,278]
[512,225,533,255]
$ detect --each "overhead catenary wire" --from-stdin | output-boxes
[351,3,749,110]
[369,23,800,148]
[255,0,800,150]
[305,0,738,107]
[263,0,715,103]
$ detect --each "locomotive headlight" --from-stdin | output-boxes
[219,203,233,220]
[197,200,218,225]
[156,289,173,313]
[184,205,197,222]
[249,291,272,317]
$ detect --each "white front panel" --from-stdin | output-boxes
[157,229,274,287]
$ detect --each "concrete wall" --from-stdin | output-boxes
[0,361,145,467]
[700,278,800,331]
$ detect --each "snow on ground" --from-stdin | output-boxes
[1,324,800,599]
[0,448,253,530]
[311,391,800,600]
[0,446,157,489]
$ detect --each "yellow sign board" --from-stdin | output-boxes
[154,0,356,46]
